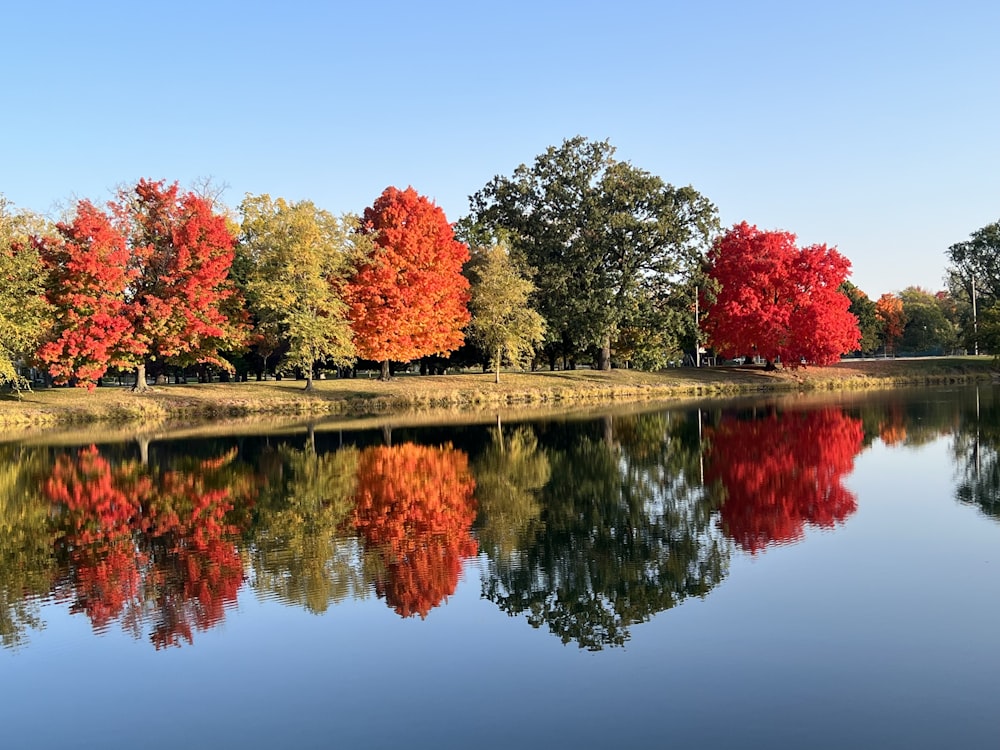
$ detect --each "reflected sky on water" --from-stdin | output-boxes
[2,386,999,749]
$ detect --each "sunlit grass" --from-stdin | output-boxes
[0,356,994,431]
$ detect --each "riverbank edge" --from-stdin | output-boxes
[1,358,996,433]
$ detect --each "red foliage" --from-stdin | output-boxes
[45,446,252,646]
[346,187,471,365]
[37,180,248,386]
[352,443,478,618]
[705,408,863,553]
[36,203,144,387]
[703,222,860,366]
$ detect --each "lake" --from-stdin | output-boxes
[2,386,999,749]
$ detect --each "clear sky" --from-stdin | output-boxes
[3,0,998,298]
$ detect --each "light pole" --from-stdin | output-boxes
[972,276,979,356]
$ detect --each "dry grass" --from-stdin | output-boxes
[0,357,994,436]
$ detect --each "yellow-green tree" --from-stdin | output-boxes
[472,424,549,561]
[248,443,363,613]
[468,244,546,382]
[0,196,50,392]
[238,195,365,390]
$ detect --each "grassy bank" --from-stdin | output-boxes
[0,357,995,431]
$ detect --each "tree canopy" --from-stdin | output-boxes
[467,136,718,370]
[702,222,860,366]
[238,194,362,390]
[346,186,471,380]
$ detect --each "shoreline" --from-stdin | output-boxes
[0,357,995,436]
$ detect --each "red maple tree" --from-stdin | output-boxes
[38,180,248,389]
[351,443,478,618]
[346,186,471,380]
[36,202,144,386]
[702,222,860,367]
[705,408,863,553]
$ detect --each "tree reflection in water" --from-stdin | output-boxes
[481,413,729,650]
[352,443,478,619]
[705,408,864,553]
[45,445,254,648]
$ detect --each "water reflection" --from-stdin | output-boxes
[704,408,863,553]
[6,388,1000,652]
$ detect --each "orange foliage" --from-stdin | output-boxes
[705,408,863,553]
[352,443,478,618]
[346,187,471,365]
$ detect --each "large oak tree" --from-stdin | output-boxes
[467,137,717,370]
[346,187,471,380]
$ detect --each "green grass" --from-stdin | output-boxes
[1,357,995,433]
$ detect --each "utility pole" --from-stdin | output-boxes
[972,276,979,356]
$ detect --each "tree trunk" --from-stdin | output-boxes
[132,363,149,392]
[598,335,612,371]
[304,368,314,391]
[380,360,390,381]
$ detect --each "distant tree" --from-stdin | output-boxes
[840,281,879,355]
[875,293,905,356]
[0,197,51,392]
[238,195,362,390]
[702,222,860,367]
[467,136,717,370]
[898,286,957,354]
[468,244,546,382]
[346,187,471,380]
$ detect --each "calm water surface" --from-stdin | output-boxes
[2,386,999,749]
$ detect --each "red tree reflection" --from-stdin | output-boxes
[46,446,253,647]
[705,409,863,553]
[352,443,478,619]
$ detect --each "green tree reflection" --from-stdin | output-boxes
[247,442,366,613]
[481,413,729,650]
[0,446,57,648]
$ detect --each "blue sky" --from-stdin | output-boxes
[3,0,998,298]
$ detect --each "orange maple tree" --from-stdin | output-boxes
[702,222,860,367]
[875,293,905,356]
[351,443,478,618]
[346,186,471,380]
[705,408,863,553]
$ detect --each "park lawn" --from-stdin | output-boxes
[0,357,995,430]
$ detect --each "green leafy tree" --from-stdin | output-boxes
[840,281,880,354]
[947,220,1000,312]
[238,195,363,390]
[468,136,718,370]
[468,245,546,382]
[0,197,50,392]
[898,286,957,354]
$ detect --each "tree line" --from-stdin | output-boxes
[1,137,992,392]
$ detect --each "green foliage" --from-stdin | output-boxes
[898,286,958,354]
[467,136,718,369]
[947,220,1000,309]
[840,281,880,354]
[238,195,364,388]
[468,245,546,381]
[0,197,50,392]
